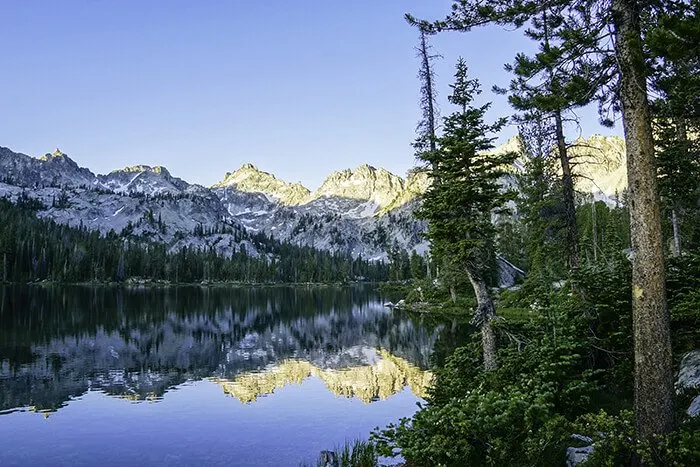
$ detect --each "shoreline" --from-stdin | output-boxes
[4,279,382,289]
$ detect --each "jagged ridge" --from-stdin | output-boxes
[0,134,627,261]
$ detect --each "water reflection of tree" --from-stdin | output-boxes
[0,285,451,413]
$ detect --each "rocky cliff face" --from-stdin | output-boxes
[210,162,429,258]
[0,134,627,261]
[98,165,193,196]
[310,164,405,210]
[0,147,96,189]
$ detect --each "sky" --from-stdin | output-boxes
[0,0,621,190]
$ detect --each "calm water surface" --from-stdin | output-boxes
[0,285,455,466]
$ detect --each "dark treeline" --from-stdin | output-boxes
[0,199,389,284]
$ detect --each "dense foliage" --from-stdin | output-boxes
[0,198,388,284]
[374,249,700,465]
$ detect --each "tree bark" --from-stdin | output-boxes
[466,265,497,370]
[612,0,675,439]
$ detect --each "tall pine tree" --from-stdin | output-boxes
[495,5,590,271]
[418,59,516,370]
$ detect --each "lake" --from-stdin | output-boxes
[0,285,455,466]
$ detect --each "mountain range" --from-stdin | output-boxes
[0,135,627,260]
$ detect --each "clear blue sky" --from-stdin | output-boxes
[0,0,620,190]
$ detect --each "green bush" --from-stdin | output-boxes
[575,410,700,466]
[373,290,602,466]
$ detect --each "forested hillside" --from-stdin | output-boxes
[0,198,388,284]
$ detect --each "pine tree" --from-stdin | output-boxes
[411,27,441,278]
[412,28,440,170]
[116,252,125,282]
[612,0,675,438]
[418,59,516,370]
[515,117,566,285]
[494,6,588,271]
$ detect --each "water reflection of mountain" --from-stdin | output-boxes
[215,349,433,404]
[0,285,442,413]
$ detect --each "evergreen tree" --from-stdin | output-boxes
[418,59,516,370]
[412,28,440,170]
[513,118,566,288]
[411,26,441,279]
[494,5,589,271]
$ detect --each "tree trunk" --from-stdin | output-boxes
[555,111,580,270]
[612,0,675,440]
[671,208,681,257]
[466,265,497,371]
[592,201,598,262]
[419,30,438,174]
[669,118,687,258]
[449,284,457,303]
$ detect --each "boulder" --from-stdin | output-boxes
[676,349,700,418]
[688,395,700,418]
[319,450,338,467]
[566,434,593,466]
[497,255,526,288]
[676,350,700,392]
[566,445,594,466]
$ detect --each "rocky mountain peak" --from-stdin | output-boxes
[40,148,74,163]
[213,163,310,206]
[115,164,171,176]
[99,164,188,195]
[488,135,522,156]
[0,146,95,188]
[311,164,405,208]
[39,149,87,175]
[570,134,627,200]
